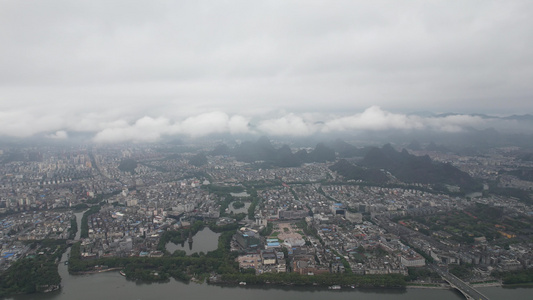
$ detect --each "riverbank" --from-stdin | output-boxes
[407,284,449,289]
[12,252,531,300]
[499,282,533,288]
[471,281,502,287]
[70,267,122,275]
[406,280,503,290]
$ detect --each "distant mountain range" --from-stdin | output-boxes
[328,139,371,158]
[330,143,481,193]
[211,137,481,193]
[329,159,389,184]
[211,136,336,167]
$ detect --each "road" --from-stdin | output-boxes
[430,264,490,300]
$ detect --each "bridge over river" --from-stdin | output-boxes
[430,265,490,300]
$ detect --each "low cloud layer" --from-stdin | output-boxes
[323,107,486,133]
[45,130,68,140]
[0,105,529,143]
[0,106,525,143]
[92,112,252,143]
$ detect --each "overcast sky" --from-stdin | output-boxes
[1,1,532,142]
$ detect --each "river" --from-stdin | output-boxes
[5,248,530,300]
[4,211,531,299]
[73,210,86,240]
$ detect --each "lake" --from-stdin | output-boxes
[165,227,221,255]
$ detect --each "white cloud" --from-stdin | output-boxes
[323,106,424,132]
[424,114,485,132]
[0,105,521,143]
[321,106,488,134]
[46,130,68,139]
[178,112,227,137]
[92,112,253,142]
[1,0,532,120]
[93,116,172,143]
[258,113,318,136]
[228,115,252,135]
[0,110,65,137]
[0,1,531,140]
[179,112,251,138]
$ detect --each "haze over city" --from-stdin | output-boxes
[3,2,533,300]
[1,1,532,142]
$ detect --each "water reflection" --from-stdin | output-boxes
[165,227,221,255]
[214,283,408,295]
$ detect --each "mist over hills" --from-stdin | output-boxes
[208,137,481,194]
[211,136,336,167]
[365,144,479,191]
[330,143,481,193]
[2,108,533,198]
[329,159,389,184]
[4,128,532,199]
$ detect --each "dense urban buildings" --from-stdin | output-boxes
[1,139,533,295]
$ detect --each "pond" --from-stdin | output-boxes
[165,227,221,255]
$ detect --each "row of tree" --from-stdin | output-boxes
[493,269,533,285]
